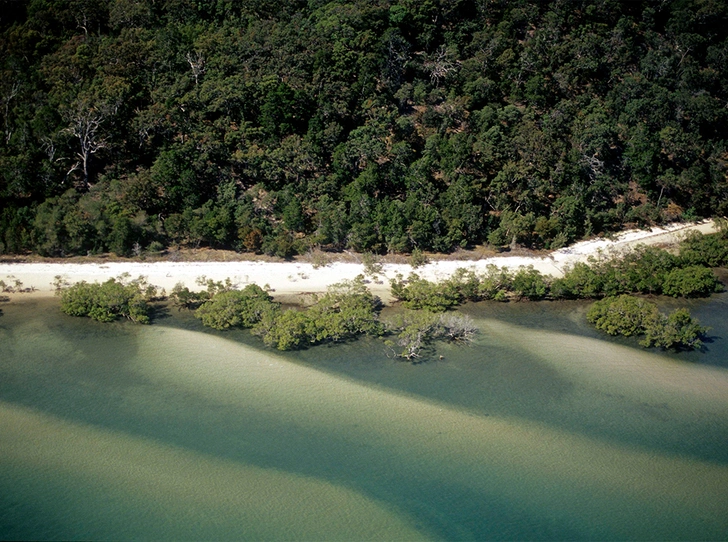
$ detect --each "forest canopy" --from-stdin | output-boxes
[1,0,727,257]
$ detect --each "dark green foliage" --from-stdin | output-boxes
[59,275,160,324]
[189,275,477,358]
[190,275,383,351]
[587,295,660,338]
[550,262,603,299]
[614,246,680,295]
[581,246,680,297]
[511,266,548,300]
[643,308,708,350]
[587,295,708,350]
[476,265,513,301]
[661,266,722,298]
[253,309,311,351]
[195,284,278,330]
[679,230,728,268]
[304,278,384,342]
[554,243,723,299]
[252,277,383,350]
[390,273,463,312]
[391,266,522,309]
[2,1,727,257]
[394,239,725,311]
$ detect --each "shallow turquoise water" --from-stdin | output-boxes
[1,296,727,540]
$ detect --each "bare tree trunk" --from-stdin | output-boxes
[64,104,108,189]
[186,51,206,86]
[1,81,19,145]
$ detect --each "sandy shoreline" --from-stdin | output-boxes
[0,220,718,304]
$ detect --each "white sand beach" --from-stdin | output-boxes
[0,220,718,303]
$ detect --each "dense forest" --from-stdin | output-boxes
[1,0,727,257]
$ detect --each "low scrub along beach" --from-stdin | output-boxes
[0,220,718,304]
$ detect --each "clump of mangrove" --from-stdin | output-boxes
[586,295,708,350]
[59,274,162,324]
[390,232,727,310]
[251,278,384,350]
[182,274,478,359]
[196,284,278,331]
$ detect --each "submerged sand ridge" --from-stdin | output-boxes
[0,401,428,541]
[127,325,728,540]
[1,289,727,539]
[0,220,718,302]
[481,318,728,413]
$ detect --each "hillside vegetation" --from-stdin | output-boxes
[1,0,727,257]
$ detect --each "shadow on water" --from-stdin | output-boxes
[0,302,555,540]
[154,302,582,436]
[2,296,728,540]
[148,302,171,322]
[10,296,725,469]
[682,290,728,365]
[0,298,146,422]
[270,298,728,463]
[120,298,728,474]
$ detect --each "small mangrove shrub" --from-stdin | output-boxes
[361,251,383,278]
[409,248,429,268]
[661,266,723,297]
[189,275,477,359]
[552,244,722,299]
[390,265,548,309]
[390,273,464,311]
[511,266,549,300]
[252,277,384,350]
[170,276,237,309]
[59,275,161,324]
[195,284,278,330]
[190,276,384,351]
[0,276,27,293]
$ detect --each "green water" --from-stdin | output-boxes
[1,296,728,541]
